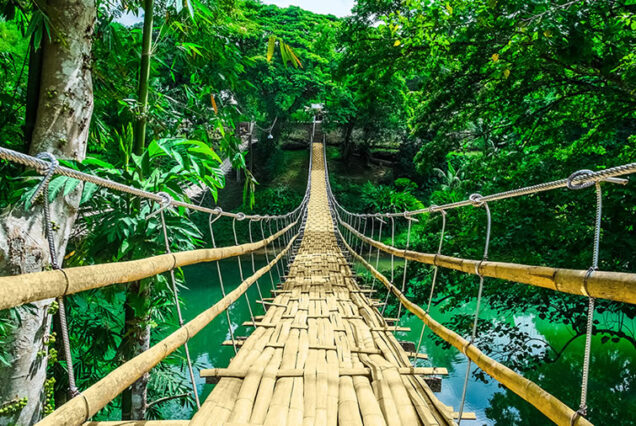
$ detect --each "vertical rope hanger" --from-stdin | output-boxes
[208,213,238,354]
[381,216,396,316]
[368,217,375,263]
[567,170,605,425]
[29,152,79,398]
[372,215,385,289]
[458,194,492,425]
[358,217,367,255]
[396,215,415,320]
[248,219,264,303]
[413,209,447,363]
[232,216,256,324]
[268,218,283,279]
[259,219,277,291]
[152,196,200,408]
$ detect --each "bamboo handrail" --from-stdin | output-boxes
[338,228,592,426]
[340,219,636,305]
[0,221,296,311]
[36,234,298,426]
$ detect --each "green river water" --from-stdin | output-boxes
[166,254,635,425]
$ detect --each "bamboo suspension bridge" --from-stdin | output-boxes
[0,138,635,425]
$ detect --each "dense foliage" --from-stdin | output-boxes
[0,0,634,423]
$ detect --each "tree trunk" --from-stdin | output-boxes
[342,119,355,160]
[122,1,154,417]
[120,280,152,420]
[133,0,154,156]
[0,0,95,423]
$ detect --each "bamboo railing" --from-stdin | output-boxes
[336,227,592,426]
[37,234,297,426]
[340,220,636,305]
[0,222,295,311]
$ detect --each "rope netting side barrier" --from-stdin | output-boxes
[0,144,312,424]
[37,234,299,426]
[323,141,636,425]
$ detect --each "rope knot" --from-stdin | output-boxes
[570,406,587,425]
[147,191,173,218]
[236,212,246,221]
[469,193,484,207]
[30,152,59,206]
[567,169,595,190]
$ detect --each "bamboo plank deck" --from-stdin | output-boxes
[191,143,456,425]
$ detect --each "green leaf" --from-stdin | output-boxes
[267,36,276,63]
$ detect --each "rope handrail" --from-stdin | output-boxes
[339,218,636,305]
[0,146,303,221]
[37,233,298,426]
[330,161,634,218]
[337,226,592,426]
[0,221,297,311]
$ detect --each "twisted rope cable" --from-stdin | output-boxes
[458,200,492,425]
[248,219,264,303]
[232,218,256,325]
[0,146,300,221]
[158,209,200,408]
[413,209,447,363]
[28,153,79,398]
[208,214,238,354]
[326,162,634,219]
[396,217,413,320]
[570,179,603,424]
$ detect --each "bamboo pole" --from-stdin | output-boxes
[37,235,297,426]
[339,230,593,426]
[0,222,296,310]
[341,219,636,305]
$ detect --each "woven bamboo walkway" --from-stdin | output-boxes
[191,143,456,425]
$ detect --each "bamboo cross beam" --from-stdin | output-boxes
[0,222,296,311]
[222,340,246,347]
[341,219,636,305]
[370,326,411,332]
[200,366,448,383]
[241,321,309,329]
[255,300,286,307]
[338,230,593,426]
[37,235,298,426]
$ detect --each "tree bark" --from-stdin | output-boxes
[0,0,95,423]
[120,280,152,420]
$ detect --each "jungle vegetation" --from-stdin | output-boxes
[0,0,634,424]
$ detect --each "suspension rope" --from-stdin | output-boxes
[381,216,396,316]
[0,147,301,222]
[413,209,447,363]
[248,219,264,302]
[372,215,385,289]
[208,213,238,354]
[259,219,276,291]
[458,194,492,425]
[358,217,367,256]
[568,170,604,424]
[326,160,632,219]
[396,215,415,320]
[232,217,256,325]
[268,218,283,279]
[368,217,375,263]
[29,152,79,399]
[157,202,200,408]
